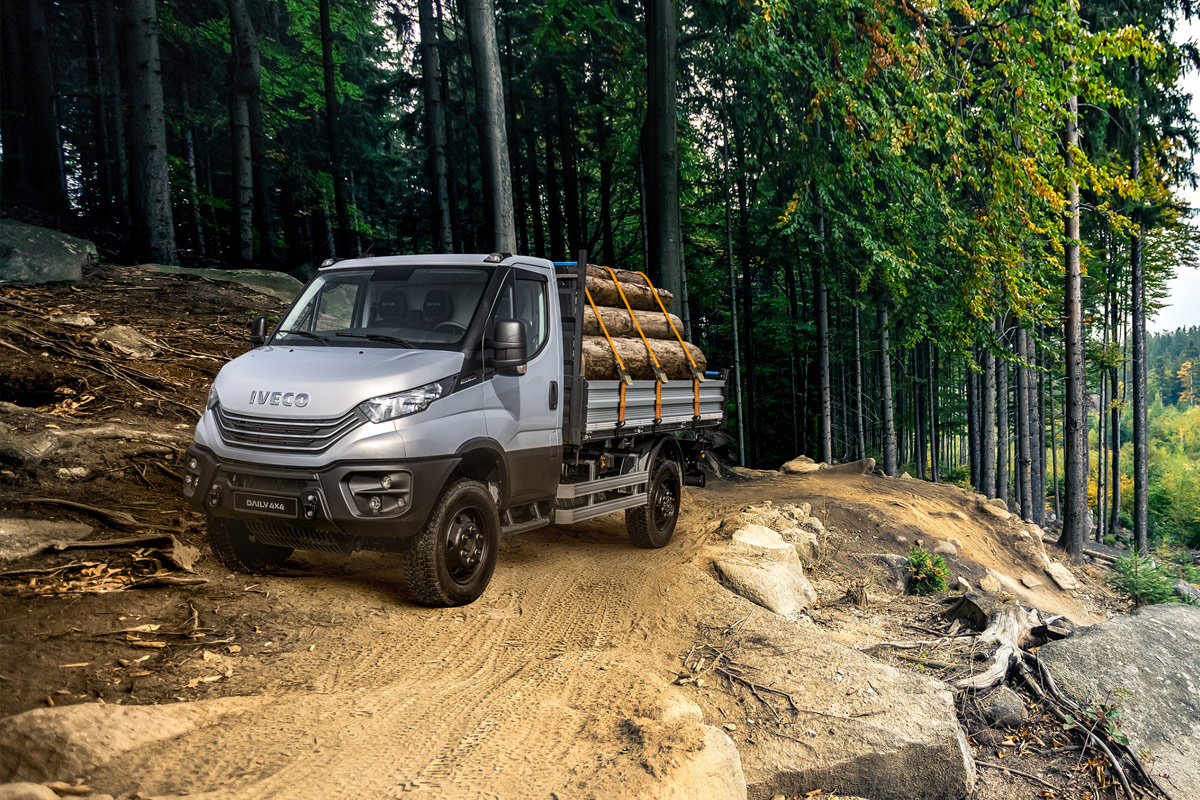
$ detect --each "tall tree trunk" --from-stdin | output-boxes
[125,0,177,264]
[643,0,683,302]
[85,0,113,222]
[722,117,745,466]
[737,155,758,466]
[545,133,564,260]
[815,255,832,464]
[464,0,515,251]
[1110,282,1123,536]
[854,305,867,461]
[878,295,897,476]
[526,135,545,258]
[227,0,260,265]
[915,344,927,479]
[319,0,354,257]
[16,0,69,213]
[1029,331,1045,525]
[1130,88,1149,552]
[100,0,129,228]
[555,76,582,253]
[180,83,205,256]
[418,0,453,251]
[1050,372,1061,519]
[997,321,1010,504]
[982,334,997,497]
[967,355,979,489]
[930,344,940,481]
[1017,328,1034,521]
[1060,86,1086,556]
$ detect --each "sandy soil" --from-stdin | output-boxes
[1,269,1130,799]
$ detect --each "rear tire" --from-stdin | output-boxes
[402,479,499,606]
[207,516,293,573]
[626,458,682,548]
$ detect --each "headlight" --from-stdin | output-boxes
[359,378,453,423]
[207,386,219,409]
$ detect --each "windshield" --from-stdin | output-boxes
[273,266,492,349]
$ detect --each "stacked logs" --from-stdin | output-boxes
[579,265,707,381]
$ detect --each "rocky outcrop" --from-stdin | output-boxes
[0,698,264,783]
[0,221,96,285]
[136,264,302,303]
[715,558,816,615]
[1039,604,1200,800]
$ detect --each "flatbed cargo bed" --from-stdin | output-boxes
[554,257,726,447]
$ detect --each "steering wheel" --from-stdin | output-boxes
[433,320,468,336]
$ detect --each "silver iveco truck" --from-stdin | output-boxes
[183,252,726,605]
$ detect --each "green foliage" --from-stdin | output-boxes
[1103,535,1118,548]
[906,546,949,595]
[1108,551,1178,606]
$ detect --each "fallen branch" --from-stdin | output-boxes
[976,760,1060,792]
[16,498,144,530]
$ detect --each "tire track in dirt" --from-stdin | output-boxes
[87,515,705,800]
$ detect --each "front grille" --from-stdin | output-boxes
[214,404,365,454]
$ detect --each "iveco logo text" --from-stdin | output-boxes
[246,499,288,512]
[249,390,310,407]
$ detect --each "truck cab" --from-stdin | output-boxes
[184,253,725,606]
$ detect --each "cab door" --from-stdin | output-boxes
[483,267,563,504]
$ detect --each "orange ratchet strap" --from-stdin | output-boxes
[603,265,667,422]
[637,269,705,420]
[585,286,630,426]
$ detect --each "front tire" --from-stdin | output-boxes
[207,516,293,573]
[626,458,682,548]
[402,479,499,606]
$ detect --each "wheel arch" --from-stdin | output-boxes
[448,438,509,504]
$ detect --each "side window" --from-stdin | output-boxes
[515,274,549,357]
[315,282,360,330]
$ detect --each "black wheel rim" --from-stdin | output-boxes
[652,470,679,531]
[444,507,487,584]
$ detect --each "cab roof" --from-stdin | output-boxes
[319,253,557,272]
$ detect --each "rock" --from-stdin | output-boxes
[1039,605,1200,800]
[0,220,96,285]
[980,686,1028,728]
[730,614,975,800]
[53,314,95,328]
[877,554,911,594]
[977,500,1010,520]
[0,784,58,800]
[956,577,972,593]
[933,540,957,557]
[723,723,737,732]
[988,498,1008,512]
[899,471,913,480]
[780,526,821,567]
[780,456,822,475]
[54,467,91,481]
[932,510,968,522]
[822,458,875,475]
[0,697,261,783]
[93,325,160,359]
[715,558,816,615]
[978,571,1003,594]
[1174,580,1200,604]
[972,728,1004,748]
[0,517,93,563]
[1020,574,1043,588]
[660,725,745,800]
[730,525,800,567]
[1044,562,1079,591]
[136,264,303,303]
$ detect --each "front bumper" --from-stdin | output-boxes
[182,444,459,544]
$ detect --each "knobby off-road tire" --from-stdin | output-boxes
[207,516,293,572]
[626,458,682,548]
[401,478,500,607]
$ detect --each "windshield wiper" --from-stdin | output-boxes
[276,329,329,344]
[335,332,414,348]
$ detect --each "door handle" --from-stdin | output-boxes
[549,380,559,411]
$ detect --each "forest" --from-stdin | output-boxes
[1,0,1199,554]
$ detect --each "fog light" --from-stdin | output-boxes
[369,496,382,512]
[184,475,194,486]
[381,475,393,489]
[188,457,198,471]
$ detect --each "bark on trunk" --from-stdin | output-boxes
[584,305,684,340]
[997,320,1010,505]
[854,305,867,461]
[584,273,673,312]
[125,0,177,264]
[465,0,516,251]
[642,0,683,304]
[1131,92,1149,552]
[1061,88,1087,556]
[319,0,354,257]
[582,336,706,381]
[878,296,897,476]
[982,335,997,497]
[418,0,453,251]
[1030,332,1045,525]
[1017,328,1034,521]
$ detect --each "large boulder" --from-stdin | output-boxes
[0,220,96,285]
[0,698,262,783]
[715,558,816,615]
[1038,604,1200,800]
[709,612,976,800]
[137,264,302,303]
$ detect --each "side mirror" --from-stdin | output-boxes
[249,315,269,348]
[488,319,528,375]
